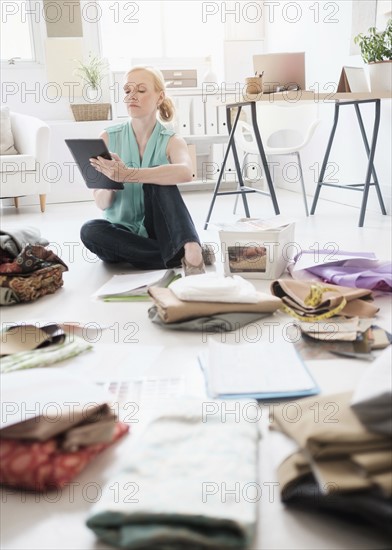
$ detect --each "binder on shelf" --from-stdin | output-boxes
[191,96,205,135]
[218,105,229,135]
[174,96,192,135]
[205,98,219,136]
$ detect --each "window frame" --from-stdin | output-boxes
[0,0,46,67]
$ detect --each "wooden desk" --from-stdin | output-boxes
[204,91,391,229]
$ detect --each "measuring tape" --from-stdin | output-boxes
[280,283,347,323]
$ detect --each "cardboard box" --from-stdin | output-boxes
[218,218,295,279]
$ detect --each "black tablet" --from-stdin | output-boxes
[65,139,124,190]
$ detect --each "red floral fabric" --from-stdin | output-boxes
[0,422,129,491]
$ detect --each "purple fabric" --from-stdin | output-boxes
[289,251,392,292]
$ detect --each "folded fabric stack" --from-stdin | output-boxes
[148,273,282,331]
[0,242,68,305]
[271,387,392,534]
[0,369,129,491]
[87,398,260,549]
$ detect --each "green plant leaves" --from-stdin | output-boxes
[354,19,392,63]
[74,55,108,89]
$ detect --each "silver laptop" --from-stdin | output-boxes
[253,52,306,93]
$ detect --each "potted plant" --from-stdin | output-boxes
[354,19,392,92]
[74,54,108,101]
[71,54,111,121]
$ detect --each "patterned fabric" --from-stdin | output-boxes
[0,244,68,305]
[0,422,129,491]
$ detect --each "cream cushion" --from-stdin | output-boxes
[0,106,18,155]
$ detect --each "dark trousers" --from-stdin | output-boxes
[80,184,200,269]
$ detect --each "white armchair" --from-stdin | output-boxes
[0,112,50,212]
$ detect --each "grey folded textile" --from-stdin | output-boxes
[148,305,269,332]
[0,227,49,257]
[0,286,19,306]
[87,399,260,549]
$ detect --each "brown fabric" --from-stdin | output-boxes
[351,450,392,475]
[148,286,282,324]
[271,279,379,319]
[372,471,392,497]
[271,392,389,459]
[312,458,373,492]
[278,450,392,496]
[0,244,68,304]
[0,264,66,303]
[0,403,116,449]
[278,451,311,494]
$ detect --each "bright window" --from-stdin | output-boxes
[98,0,224,67]
[0,0,38,62]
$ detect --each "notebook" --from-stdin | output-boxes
[65,138,124,190]
[253,52,306,93]
[92,269,180,301]
[199,338,319,400]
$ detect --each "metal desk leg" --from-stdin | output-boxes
[310,102,340,215]
[226,106,251,219]
[355,100,387,227]
[203,106,244,230]
[250,102,280,215]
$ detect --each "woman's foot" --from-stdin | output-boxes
[182,242,205,276]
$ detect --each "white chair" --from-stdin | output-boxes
[233,102,321,216]
[0,112,50,212]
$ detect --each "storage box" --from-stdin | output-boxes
[161,69,198,88]
[218,218,295,279]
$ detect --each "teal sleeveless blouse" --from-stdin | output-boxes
[104,121,175,236]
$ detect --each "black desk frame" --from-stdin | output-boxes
[310,98,387,227]
[204,96,387,230]
[203,100,280,230]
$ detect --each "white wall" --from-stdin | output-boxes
[261,0,391,213]
[1,0,391,213]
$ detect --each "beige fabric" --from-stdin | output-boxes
[0,403,116,449]
[312,458,373,492]
[278,450,392,496]
[372,471,392,497]
[0,107,18,155]
[148,286,282,323]
[278,451,311,494]
[271,279,379,318]
[271,392,389,458]
[351,450,392,474]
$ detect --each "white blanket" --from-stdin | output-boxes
[170,273,259,303]
[87,398,261,549]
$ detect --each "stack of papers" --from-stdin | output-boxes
[199,338,319,400]
[92,269,180,302]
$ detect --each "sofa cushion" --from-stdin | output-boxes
[0,155,36,172]
[0,107,18,155]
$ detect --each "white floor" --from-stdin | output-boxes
[1,189,391,550]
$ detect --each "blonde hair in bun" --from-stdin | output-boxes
[126,65,175,122]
